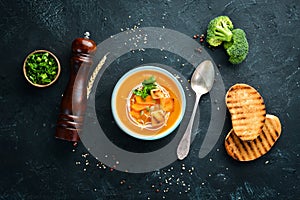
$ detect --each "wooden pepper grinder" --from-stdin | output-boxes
[56,32,97,141]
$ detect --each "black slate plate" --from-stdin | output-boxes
[95,58,197,153]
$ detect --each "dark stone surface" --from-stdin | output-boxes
[0,0,299,199]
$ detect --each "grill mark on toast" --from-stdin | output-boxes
[231,133,247,160]
[232,116,247,120]
[264,122,276,143]
[226,96,263,104]
[258,130,271,151]
[269,118,280,138]
[249,140,261,158]
[241,139,255,160]
[253,139,266,155]
[226,135,240,160]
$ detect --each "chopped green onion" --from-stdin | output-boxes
[25,52,58,85]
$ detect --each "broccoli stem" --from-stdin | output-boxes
[214,23,233,42]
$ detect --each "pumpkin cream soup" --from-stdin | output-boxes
[112,68,184,139]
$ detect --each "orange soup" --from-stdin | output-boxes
[113,69,184,137]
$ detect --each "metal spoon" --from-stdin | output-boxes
[177,60,215,160]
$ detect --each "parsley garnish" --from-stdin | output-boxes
[133,76,157,98]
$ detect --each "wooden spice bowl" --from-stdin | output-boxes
[23,49,61,88]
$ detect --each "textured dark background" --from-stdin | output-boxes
[0,0,299,199]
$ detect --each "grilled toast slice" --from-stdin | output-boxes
[225,114,282,161]
[226,83,266,141]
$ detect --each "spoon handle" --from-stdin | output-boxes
[177,94,201,160]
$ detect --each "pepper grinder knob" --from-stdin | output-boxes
[55,33,97,142]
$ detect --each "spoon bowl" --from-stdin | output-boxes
[177,60,215,160]
[190,60,215,95]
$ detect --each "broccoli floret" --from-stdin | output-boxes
[206,16,234,47]
[223,29,249,64]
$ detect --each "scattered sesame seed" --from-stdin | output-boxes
[82,153,89,158]
[265,160,269,164]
